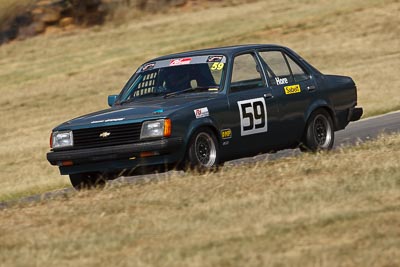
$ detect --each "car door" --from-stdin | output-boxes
[225,52,279,157]
[257,50,317,144]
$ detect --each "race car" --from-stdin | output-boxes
[47,44,363,189]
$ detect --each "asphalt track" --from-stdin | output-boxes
[1,110,400,209]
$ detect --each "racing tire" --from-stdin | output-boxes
[187,128,220,172]
[69,172,106,190]
[300,109,334,152]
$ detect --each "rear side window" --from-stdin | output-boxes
[286,56,309,82]
[230,53,264,92]
[259,51,309,86]
[259,51,292,86]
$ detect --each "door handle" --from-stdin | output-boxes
[307,85,316,92]
[264,93,273,99]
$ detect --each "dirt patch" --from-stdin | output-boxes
[0,0,257,45]
[0,0,106,44]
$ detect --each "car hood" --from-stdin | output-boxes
[55,94,219,130]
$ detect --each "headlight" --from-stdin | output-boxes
[140,119,171,139]
[52,131,73,149]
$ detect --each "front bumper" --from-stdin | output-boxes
[47,137,183,174]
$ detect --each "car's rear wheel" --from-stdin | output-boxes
[69,172,106,190]
[301,109,334,152]
[187,128,220,171]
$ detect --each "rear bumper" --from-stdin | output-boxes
[348,107,363,122]
[47,137,183,175]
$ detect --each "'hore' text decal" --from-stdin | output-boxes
[275,77,288,85]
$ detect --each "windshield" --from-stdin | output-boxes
[118,55,226,103]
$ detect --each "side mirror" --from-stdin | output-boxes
[108,95,118,107]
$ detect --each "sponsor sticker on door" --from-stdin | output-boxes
[284,84,301,95]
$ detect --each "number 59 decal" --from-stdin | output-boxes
[237,98,268,136]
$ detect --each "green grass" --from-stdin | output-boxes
[0,0,399,200]
[1,133,399,266]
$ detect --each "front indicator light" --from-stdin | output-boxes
[49,133,53,148]
[57,160,73,167]
[164,118,171,137]
[140,151,160,158]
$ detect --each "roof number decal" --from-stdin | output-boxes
[210,62,224,71]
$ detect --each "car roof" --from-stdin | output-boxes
[150,44,286,61]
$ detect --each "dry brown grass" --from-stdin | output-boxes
[1,133,399,266]
[0,0,399,200]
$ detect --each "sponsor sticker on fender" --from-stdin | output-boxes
[170,58,192,66]
[284,84,301,95]
[194,107,209,119]
[221,129,232,139]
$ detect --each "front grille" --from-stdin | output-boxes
[73,123,142,149]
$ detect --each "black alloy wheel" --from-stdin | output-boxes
[301,109,334,152]
[187,128,220,171]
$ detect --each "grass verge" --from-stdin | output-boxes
[1,133,399,266]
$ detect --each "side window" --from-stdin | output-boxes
[230,53,263,92]
[259,51,293,86]
[286,56,309,82]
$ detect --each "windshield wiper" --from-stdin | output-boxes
[164,86,217,99]
[118,98,135,105]
[119,92,164,105]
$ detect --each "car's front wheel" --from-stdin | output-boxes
[301,109,334,152]
[187,128,220,171]
[69,172,106,190]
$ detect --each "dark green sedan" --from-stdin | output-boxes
[47,44,363,189]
